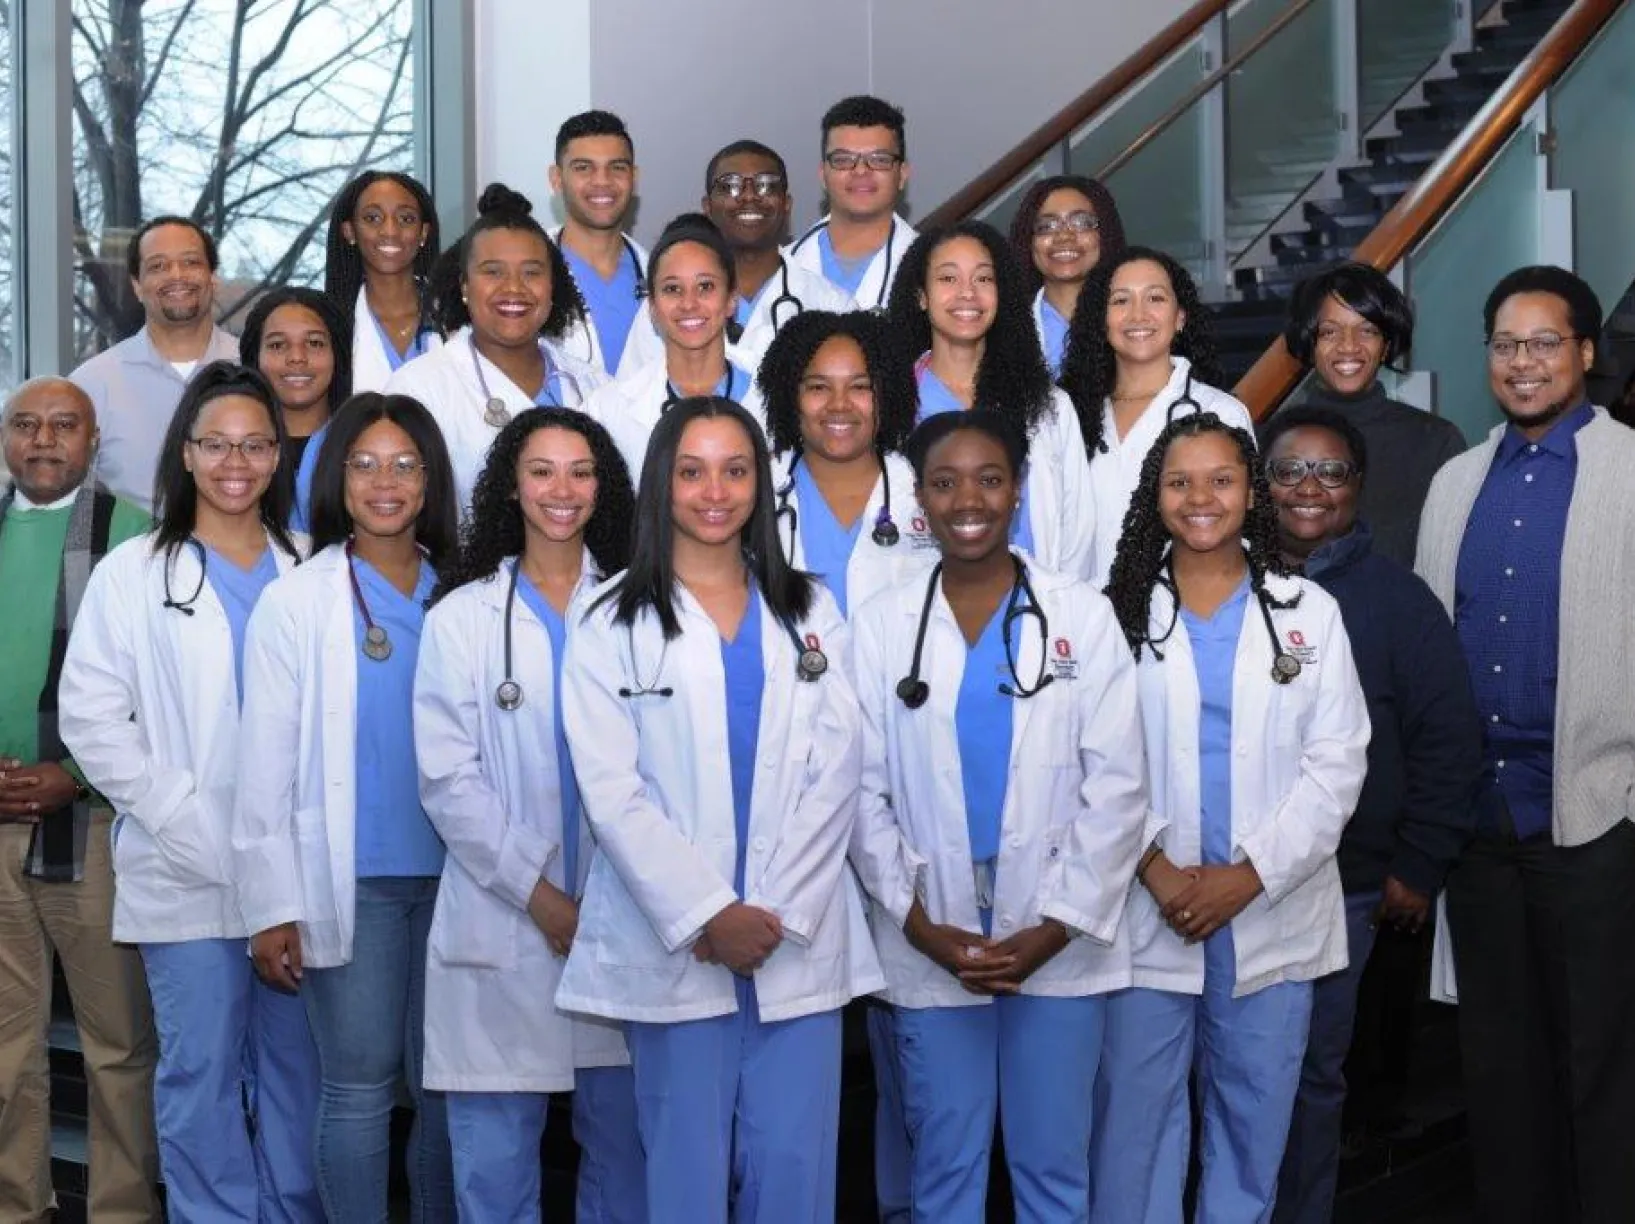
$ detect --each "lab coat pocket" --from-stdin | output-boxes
[428,865,517,970]
[145,788,230,888]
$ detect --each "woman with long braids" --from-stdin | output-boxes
[1006,174,1127,374]
[388,183,604,516]
[1058,246,1255,585]
[414,408,645,1222]
[324,170,444,392]
[886,220,1095,580]
[556,396,881,1223]
[1089,412,1368,1224]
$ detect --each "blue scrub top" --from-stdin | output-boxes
[203,544,280,706]
[792,462,863,617]
[368,310,430,374]
[563,244,641,376]
[956,601,1015,867]
[535,369,568,408]
[1039,297,1070,376]
[291,420,328,534]
[914,365,1037,556]
[817,228,876,298]
[352,556,444,879]
[720,587,765,898]
[515,566,581,890]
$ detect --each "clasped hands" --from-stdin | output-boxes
[1140,853,1263,943]
[903,897,1069,995]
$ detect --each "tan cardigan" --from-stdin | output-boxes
[1415,408,1635,847]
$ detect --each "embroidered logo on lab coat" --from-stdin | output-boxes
[908,515,939,551]
[1048,636,1079,681]
[1285,628,1318,666]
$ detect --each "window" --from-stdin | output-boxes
[70,0,418,360]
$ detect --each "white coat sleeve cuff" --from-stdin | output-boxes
[233,836,304,935]
[492,824,556,913]
[1039,899,1119,947]
[128,771,193,840]
[1235,827,1294,905]
[660,885,741,954]
[1142,810,1170,853]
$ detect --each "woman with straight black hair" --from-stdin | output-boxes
[325,169,444,392]
[240,285,353,531]
[59,361,318,1221]
[232,392,460,1223]
[556,396,881,1224]
[1007,174,1127,374]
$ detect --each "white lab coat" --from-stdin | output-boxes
[782,215,920,312]
[1010,387,1098,581]
[1087,356,1257,586]
[58,532,301,944]
[579,349,767,485]
[621,257,858,376]
[551,226,651,378]
[231,543,383,969]
[414,560,625,1092]
[848,562,1150,1008]
[770,450,938,614]
[1128,573,1369,997]
[555,578,884,1025]
[384,327,606,516]
[350,285,444,394]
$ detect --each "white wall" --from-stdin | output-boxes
[475,0,1197,243]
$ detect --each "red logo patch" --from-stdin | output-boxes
[1288,630,1307,647]
[1054,637,1072,658]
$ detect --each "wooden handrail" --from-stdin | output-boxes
[1234,0,1625,418]
[919,0,1231,231]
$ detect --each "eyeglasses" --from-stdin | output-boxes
[709,172,786,201]
[1032,211,1100,238]
[343,453,427,482]
[823,149,903,173]
[1485,333,1577,362]
[1267,457,1358,488]
[189,435,277,462]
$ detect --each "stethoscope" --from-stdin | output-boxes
[493,559,584,711]
[469,334,586,429]
[1098,368,1202,455]
[344,541,433,664]
[661,365,745,413]
[789,216,899,313]
[617,603,829,700]
[895,554,1054,709]
[774,450,900,558]
[161,539,209,615]
[1150,554,1303,685]
[767,258,803,332]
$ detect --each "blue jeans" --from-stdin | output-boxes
[1274,889,1381,1224]
[302,876,454,1223]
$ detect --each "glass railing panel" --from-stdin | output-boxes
[1066,34,1208,185]
[1100,101,1208,283]
[972,157,1050,237]
[1405,121,1542,441]
[1358,0,1457,133]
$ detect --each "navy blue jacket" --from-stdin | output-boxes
[1305,523,1483,896]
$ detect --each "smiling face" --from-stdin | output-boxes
[344,418,426,543]
[919,235,997,347]
[1106,258,1185,368]
[550,134,637,232]
[1487,290,1593,434]
[704,150,790,253]
[132,223,215,329]
[183,394,280,519]
[3,381,99,503]
[342,178,428,278]
[1158,430,1251,560]
[916,428,1019,565]
[1313,295,1387,395]
[463,227,553,350]
[820,123,908,224]
[1266,424,1360,560]
[797,334,877,465]
[257,303,335,414]
[516,425,597,548]
[1030,186,1101,287]
[670,416,757,550]
[649,240,734,355]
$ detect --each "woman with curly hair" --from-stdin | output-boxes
[1089,412,1369,1224]
[413,408,645,1222]
[1059,246,1255,585]
[1006,174,1126,374]
[387,182,603,515]
[886,220,1095,580]
[324,170,443,392]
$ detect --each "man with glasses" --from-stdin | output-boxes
[1415,265,1635,1223]
[1259,405,1482,1224]
[785,96,918,313]
[0,379,158,1223]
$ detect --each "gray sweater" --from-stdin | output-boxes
[1415,408,1635,847]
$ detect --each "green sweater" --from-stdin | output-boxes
[0,495,150,765]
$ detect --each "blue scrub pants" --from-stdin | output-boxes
[445,1067,645,1223]
[866,999,913,1224]
[1274,889,1380,1224]
[138,937,321,1223]
[302,876,455,1223]
[896,994,1103,1224]
[624,974,842,1224]
[1090,939,1313,1224]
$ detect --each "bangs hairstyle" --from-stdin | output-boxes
[126,215,218,279]
[322,170,441,336]
[886,220,1055,431]
[151,361,299,562]
[594,396,814,639]
[1059,245,1226,459]
[903,407,1029,483]
[821,95,907,157]
[555,109,634,162]
[1007,175,1127,294]
[1482,264,1603,343]
[757,309,917,457]
[239,286,354,416]
[1285,262,1413,369]
[307,392,460,575]
[1258,403,1369,484]
[705,139,788,192]
[428,182,586,338]
[647,213,737,297]
[1104,411,1292,660]
[435,407,636,601]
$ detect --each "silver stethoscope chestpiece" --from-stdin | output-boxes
[495,678,524,710]
[798,647,829,681]
[362,625,393,662]
[1271,653,1302,684]
[483,397,511,429]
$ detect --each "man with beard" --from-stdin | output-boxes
[1415,265,1635,1224]
[70,216,240,509]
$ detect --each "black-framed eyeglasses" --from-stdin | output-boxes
[709,172,787,201]
[188,435,277,462]
[1485,333,1578,362]
[1267,457,1357,488]
[823,149,902,173]
[1032,211,1100,238]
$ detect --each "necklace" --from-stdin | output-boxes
[1111,386,1166,403]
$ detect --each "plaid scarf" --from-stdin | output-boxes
[0,481,117,882]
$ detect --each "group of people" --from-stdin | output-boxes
[0,91,1628,1224]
